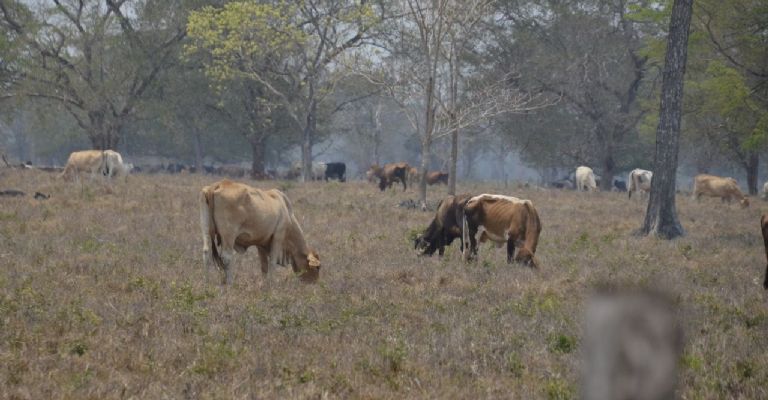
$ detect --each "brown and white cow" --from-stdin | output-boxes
[199,180,321,284]
[628,168,652,199]
[367,162,409,191]
[426,171,449,185]
[761,215,768,289]
[692,174,749,208]
[414,193,473,256]
[61,150,106,181]
[461,194,542,267]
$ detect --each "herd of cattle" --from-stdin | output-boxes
[3,149,767,288]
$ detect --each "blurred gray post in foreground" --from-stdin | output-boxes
[582,291,683,400]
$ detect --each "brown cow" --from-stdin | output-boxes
[426,171,449,185]
[367,162,409,191]
[461,194,542,267]
[407,166,419,185]
[414,193,473,256]
[199,180,321,284]
[692,174,749,208]
[761,215,768,289]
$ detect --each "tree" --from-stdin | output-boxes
[496,0,649,190]
[187,1,376,181]
[1,0,189,149]
[640,0,693,239]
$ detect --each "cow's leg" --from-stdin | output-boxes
[257,246,270,275]
[507,238,516,264]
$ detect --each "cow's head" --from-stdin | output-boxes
[299,251,321,283]
[514,248,538,268]
[740,198,750,208]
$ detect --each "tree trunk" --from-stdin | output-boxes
[250,138,266,179]
[746,152,759,195]
[302,82,317,182]
[89,128,121,150]
[448,127,458,195]
[601,151,615,191]
[640,0,693,239]
[419,76,436,209]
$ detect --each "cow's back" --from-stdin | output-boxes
[209,181,289,247]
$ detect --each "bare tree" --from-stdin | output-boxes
[640,0,693,239]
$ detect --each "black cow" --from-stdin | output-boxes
[414,193,473,256]
[166,163,187,174]
[324,162,346,182]
[613,180,627,192]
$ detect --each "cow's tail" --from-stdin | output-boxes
[519,202,541,267]
[201,187,224,270]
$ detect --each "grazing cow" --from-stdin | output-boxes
[692,174,749,208]
[613,180,627,192]
[761,215,768,289]
[575,166,598,192]
[628,169,653,199]
[550,178,574,189]
[102,150,131,181]
[414,193,473,256]
[324,162,346,182]
[426,171,449,185]
[461,194,542,267]
[375,162,409,191]
[199,180,321,284]
[61,150,106,181]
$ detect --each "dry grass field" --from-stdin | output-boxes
[1,169,767,399]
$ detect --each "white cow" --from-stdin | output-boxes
[575,166,598,192]
[292,161,327,181]
[762,181,768,200]
[103,150,131,182]
[628,169,653,199]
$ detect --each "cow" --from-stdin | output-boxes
[575,166,598,192]
[762,182,768,200]
[550,178,574,189]
[102,150,131,181]
[628,169,653,199]
[426,171,449,185]
[324,162,346,182]
[613,180,627,192]
[166,163,188,174]
[61,150,106,181]
[199,180,321,284]
[377,162,409,191]
[761,215,768,289]
[291,161,327,181]
[461,194,542,267]
[692,174,749,208]
[414,193,473,256]
[407,166,420,185]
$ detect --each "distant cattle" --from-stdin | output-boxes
[461,194,542,267]
[761,215,768,289]
[426,171,449,185]
[762,182,768,200]
[324,162,346,182]
[613,180,627,192]
[291,161,327,181]
[200,180,321,284]
[216,165,246,178]
[166,163,188,174]
[575,166,598,192]
[628,169,653,199]
[61,150,106,181]
[692,174,749,208]
[368,162,409,191]
[414,193,473,256]
[550,178,574,189]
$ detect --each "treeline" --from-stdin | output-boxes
[0,0,766,195]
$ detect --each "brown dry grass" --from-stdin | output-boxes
[0,169,767,399]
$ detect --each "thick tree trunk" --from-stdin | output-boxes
[640,0,693,239]
[601,152,615,191]
[250,138,266,179]
[89,128,120,150]
[419,76,436,209]
[746,152,759,195]
[302,83,317,182]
